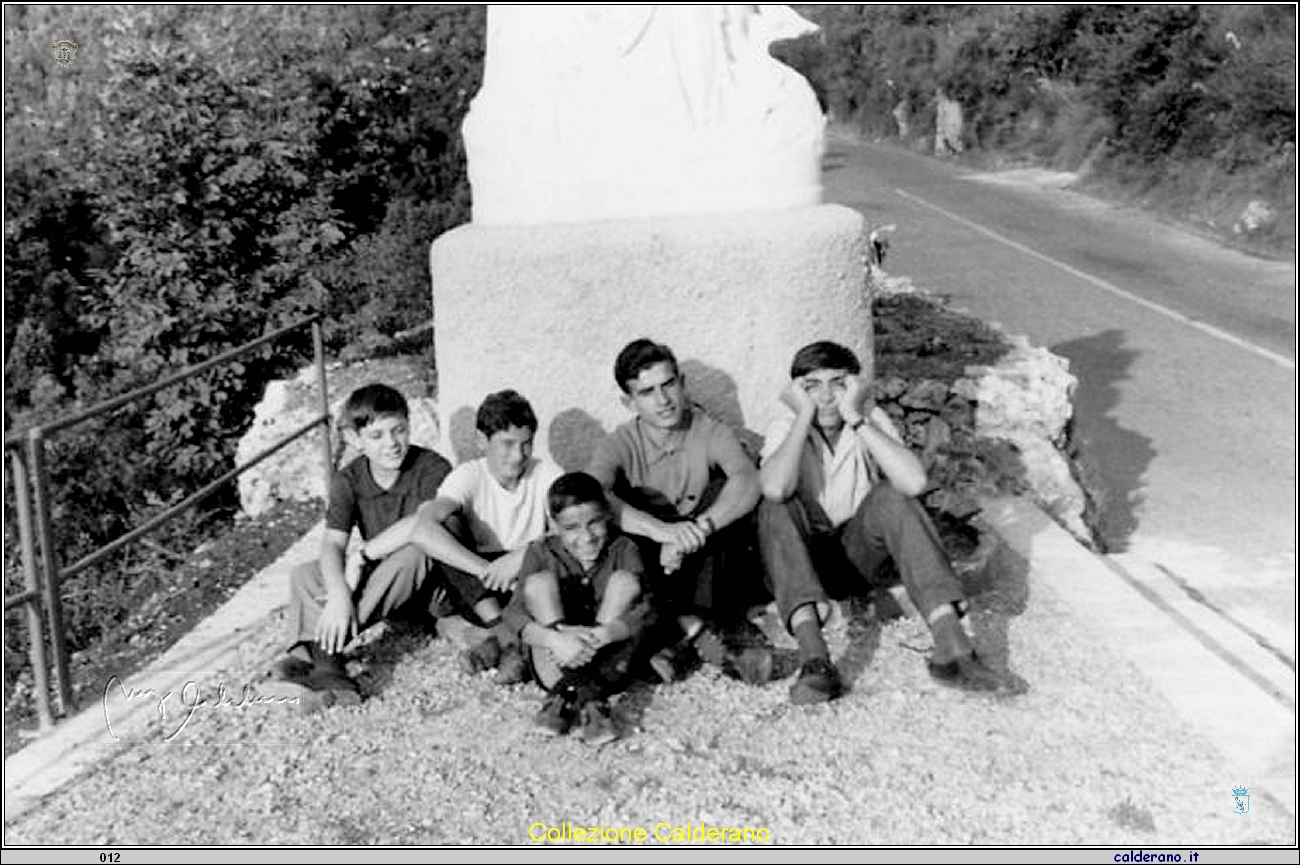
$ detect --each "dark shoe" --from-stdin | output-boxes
[693,627,729,668]
[495,643,530,685]
[535,693,577,736]
[461,635,503,675]
[578,699,618,746]
[270,655,314,684]
[928,651,1015,694]
[789,658,844,705]
[725,645,774,685]
[696,623,774,685]
[294,667,363,713]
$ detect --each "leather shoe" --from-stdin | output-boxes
[789,657,844,704]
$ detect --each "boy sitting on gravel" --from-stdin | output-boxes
[388,389,564,684]
[503,472,658,745]
[757,341,1017,704]
[273,383,453,709]
[587,338,774,686]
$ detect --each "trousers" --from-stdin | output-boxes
[757,483,965,632]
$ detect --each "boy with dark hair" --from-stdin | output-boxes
[758,340,1016,704]
[588,338,772,685]
[273,383,452,708]
[504,472,656,744]
[377,389,563,683]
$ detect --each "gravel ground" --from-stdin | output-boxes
[5,535,1292,847]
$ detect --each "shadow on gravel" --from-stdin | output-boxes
[963,536,1031,692]
[614,680,656,735]
[837,596,885,693]
[1050,329,1154,553]
[349,623,434,700]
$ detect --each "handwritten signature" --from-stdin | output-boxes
[103,676,299,742]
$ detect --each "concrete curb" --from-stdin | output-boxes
[981,496,1296,818]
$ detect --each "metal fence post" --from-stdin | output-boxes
[9,447,54,729]
[312,319,333,482]
[27,429,73,716]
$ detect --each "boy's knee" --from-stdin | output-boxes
[521,571,559,604]
[606,570,641,597]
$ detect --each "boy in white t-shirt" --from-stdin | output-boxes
[365,390,562,684]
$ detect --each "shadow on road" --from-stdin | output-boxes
[1050,329,1155,553]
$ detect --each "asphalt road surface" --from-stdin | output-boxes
[824,136,1297,668]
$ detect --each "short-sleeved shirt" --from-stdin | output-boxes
[435,457,564,553]
[503,532,653,635]
[760,405,904,533]
[325,445,452,540]
[587,406,753,521]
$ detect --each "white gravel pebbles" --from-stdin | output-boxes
[4,533,1292,847]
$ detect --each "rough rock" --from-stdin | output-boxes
[1233,199,1276,235]
[954,336,1087,539]
[234,357,439,518]
[934,91,964,156]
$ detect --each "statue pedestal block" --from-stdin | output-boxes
[429,204,871,469]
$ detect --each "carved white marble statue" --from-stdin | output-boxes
[462,4,825,225]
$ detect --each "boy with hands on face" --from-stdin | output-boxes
[758,341,1017,704]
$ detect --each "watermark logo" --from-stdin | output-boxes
[51,38,78,65]
[103,674,300,744]
[1231,785,1250,815]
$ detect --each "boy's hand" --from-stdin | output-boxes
[780,378,816,417]
[549,627,596,668]
[317,590,357,655]
[663,520,707,555]
[659,541,684,574]
[836,374,871,426]
[482,550,523,592]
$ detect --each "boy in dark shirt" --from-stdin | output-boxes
[504,472,656,745]
[272,384,453,708]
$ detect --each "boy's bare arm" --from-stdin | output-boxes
[316,528,356,654]
[400,497,492,578]
[606,490,707,554]
[840,376,927,496]
[759,381,817,501]
[520,617,597,668]
[359,512,421,562]
[695,428,762,532]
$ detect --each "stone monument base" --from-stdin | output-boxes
[429,204,871,470]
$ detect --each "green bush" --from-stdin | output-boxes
[4,5,485,689]
[786,4,1294,181]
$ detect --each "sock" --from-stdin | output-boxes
[928,605,973,664]
[792,614,829,663]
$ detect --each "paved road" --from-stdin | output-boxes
[824,136,1297,667]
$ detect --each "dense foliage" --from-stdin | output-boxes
[779,4,1295,250]
[4,5,484,681]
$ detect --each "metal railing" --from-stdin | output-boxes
[3,315,333,729]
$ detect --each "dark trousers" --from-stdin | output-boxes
[757,484,965,633]
[638,515,769,627]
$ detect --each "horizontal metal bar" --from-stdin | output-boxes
[57,413,329,581]
[2,587,41,612]
[5,315,321,446]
